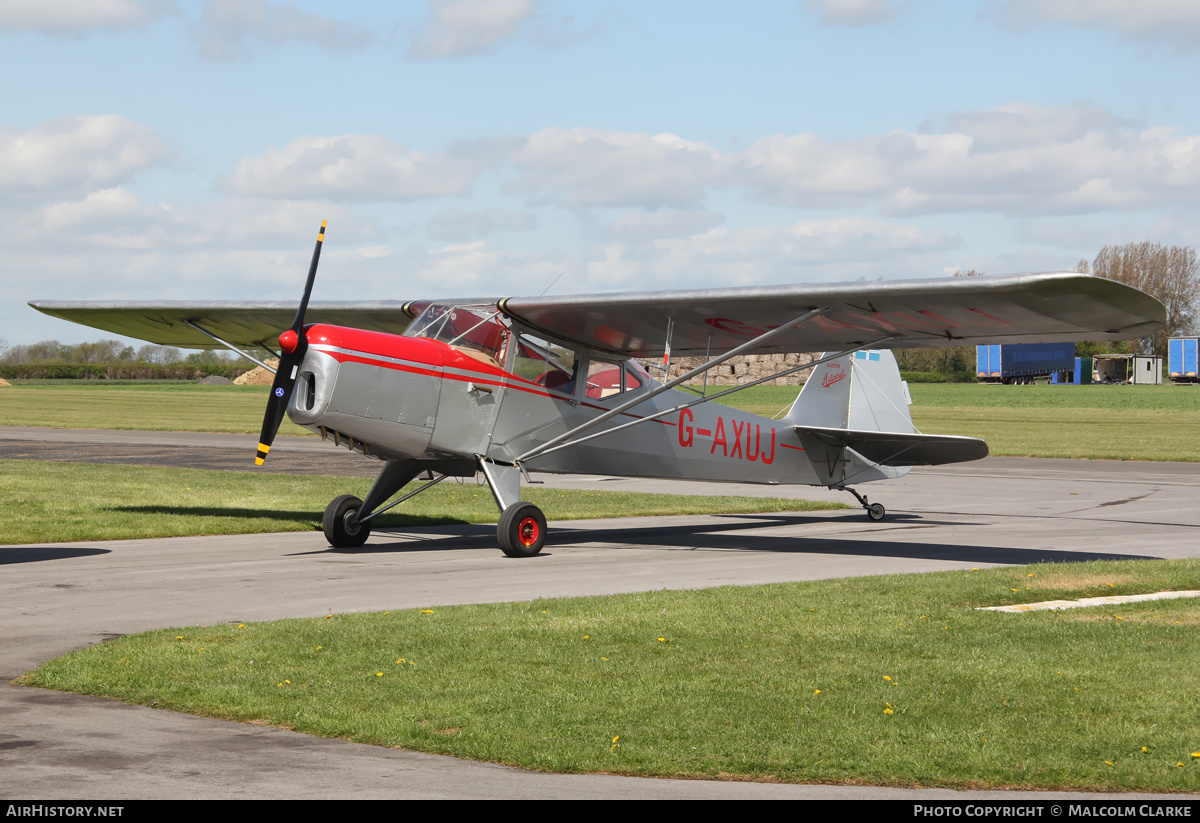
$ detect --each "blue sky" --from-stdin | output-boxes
[4,0,1199,345]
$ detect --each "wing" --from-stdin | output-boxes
[28,300,419,349]
[498,272,1165,357]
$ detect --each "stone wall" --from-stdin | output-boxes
[639,352,821,386]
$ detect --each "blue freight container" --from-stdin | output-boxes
[1168,337,1199,383]
[977,343,1076,384]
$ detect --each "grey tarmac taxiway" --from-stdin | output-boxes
[2,426,1197,799]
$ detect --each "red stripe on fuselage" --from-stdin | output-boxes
[308,324,693,428]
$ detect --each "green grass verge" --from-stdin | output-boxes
[19,559,1200,791]
[0,460,844,545]
[0,381,311,436]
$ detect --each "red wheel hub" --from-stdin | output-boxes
[518,517,539,546]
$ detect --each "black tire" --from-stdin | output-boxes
[323,494,371,548]
[866,503,885,522]
[497,502,547,558]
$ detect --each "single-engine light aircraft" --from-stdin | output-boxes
[32,223,1165,556]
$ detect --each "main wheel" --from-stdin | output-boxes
[866,502,886,521]
[497,501,547,558]
[323,494,371,548]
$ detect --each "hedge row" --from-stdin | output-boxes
[0,363,254,380]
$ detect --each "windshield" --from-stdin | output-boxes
[406,303,510,365]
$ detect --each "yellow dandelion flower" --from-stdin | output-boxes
[884,707,893,715]
[658,637,665,642]
[376,672,383,677]
[813,689,821,695]
[1142,747,1149,753]
[1192,752,1200,758]
[237,624,245,628]
[420,609,434,614]
[175,636,183,640]
[1104,761,1114,766]
[583,635,589,640]
[1176,763,1185,768]
[883,676,892,681]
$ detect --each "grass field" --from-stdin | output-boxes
[3,379,1197,460]
[0,460,843,545]
[19,558,1200,791]
[0,381,311,436]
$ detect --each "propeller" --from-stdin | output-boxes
[255,220,326,465]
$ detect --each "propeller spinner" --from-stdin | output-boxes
[255,220,326,465]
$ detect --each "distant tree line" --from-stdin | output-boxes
[895,243,1198,380]
[0,339,257,380]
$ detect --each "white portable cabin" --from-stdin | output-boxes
[1092,354,1163,385]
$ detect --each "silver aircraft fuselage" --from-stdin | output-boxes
[286,322,895,489]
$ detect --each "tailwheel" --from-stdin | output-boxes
[837,484,886,522]
[497,501,546,558]
[323,494,371,548]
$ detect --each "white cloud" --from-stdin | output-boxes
[606,209,724,242]
[407,0,537,59]
[507,127,735,208]
[196,0,375,62]
[0,0,175,35]
[10,188,374,253]
[802,0,905,28]
[995,0,1200,54]
[223,134,499,202]
[743,103,1200,216]
[426,209,537,240]
[0,116,167,205]
[581,217,957,290]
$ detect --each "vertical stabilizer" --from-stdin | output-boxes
[784,350,912,434]
[846,350,914,434]
[783,354,853,429]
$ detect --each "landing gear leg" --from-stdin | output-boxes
[322,459,422,548]
[838,485,885,521]
[480,458,547,557]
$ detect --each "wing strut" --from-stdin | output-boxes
[182,320,278,373]
[514,308,825,464]
[519,334,897,462]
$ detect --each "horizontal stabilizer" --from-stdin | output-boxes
[792,425,988,467]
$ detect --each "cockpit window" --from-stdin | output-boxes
[515,333,579,395]
[406,303,509,366]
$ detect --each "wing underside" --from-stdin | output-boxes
[31,272,1165,358]
[499,272,1165,357]
[28,300,418,349]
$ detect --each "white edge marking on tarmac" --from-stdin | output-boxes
[979,590,1200,613]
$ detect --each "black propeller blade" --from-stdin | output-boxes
[256,220,326,465]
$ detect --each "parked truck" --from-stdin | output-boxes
[1167,337,1199,383]
[976,342,1077,384]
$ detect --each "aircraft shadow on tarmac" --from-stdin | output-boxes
[111,504,470,529]
[317,512,1156,567]
[0,546,110,565]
